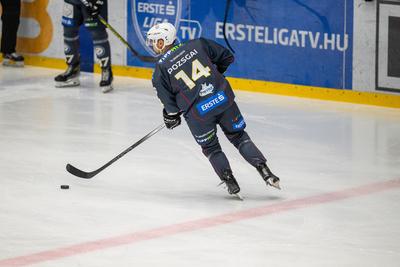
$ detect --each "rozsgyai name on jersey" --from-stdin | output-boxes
[167,49,199,74]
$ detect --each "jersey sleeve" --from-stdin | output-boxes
[152,64,180,114]
[200,38,234,74]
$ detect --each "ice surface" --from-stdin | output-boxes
[0,66,400,267]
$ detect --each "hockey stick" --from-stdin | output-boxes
[79,0,157,62]
[66,124,166,179]
[223,0,235,53]
[97,15,158,63]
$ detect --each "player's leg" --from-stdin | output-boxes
[82,2,113,93]
[185,115,240,195]
[1,0,24,67]
[219,102,281,189]
[55,0,82,87]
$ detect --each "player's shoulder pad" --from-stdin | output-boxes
[199,37,216,44]
[152,63,162,80]
[197,37,220,50]
[196,37,208,46]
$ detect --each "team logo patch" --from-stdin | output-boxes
[196,91,228,116]
[64,44,71,54]
[95,46,105,57]
[63,3,73,18]
[62,3,75,26]
[131,0,182,56]
[232,118,246,130]
[199,83,215,97]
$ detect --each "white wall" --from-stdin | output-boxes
[353,0,400,94]
[352,0,377,92]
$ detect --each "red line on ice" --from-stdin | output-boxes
[1,178,399,267]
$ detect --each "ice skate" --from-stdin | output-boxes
[2,53,24,67]
[55,63,80,88]
[219,170,243,200]
[257,163,281,190]
[100,67,113,93]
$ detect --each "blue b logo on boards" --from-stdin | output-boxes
[127,0,202,66]
[130,0,182,56]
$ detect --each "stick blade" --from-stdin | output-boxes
[66,164,94,179]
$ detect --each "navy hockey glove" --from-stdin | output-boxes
[81,0,104,17]
[163,109,181,129]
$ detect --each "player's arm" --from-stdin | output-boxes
[200,38,234,74]
[152,65,181,129]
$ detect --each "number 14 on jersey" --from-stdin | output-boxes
[175,59,211,89]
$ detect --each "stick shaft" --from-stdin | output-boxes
[66,124,165,178]
[98,15,135,54]
[97,124,165,172]
[98,15,157,63]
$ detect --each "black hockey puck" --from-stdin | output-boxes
[60,185,70,189]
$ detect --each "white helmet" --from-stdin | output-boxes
[146,22,177,54]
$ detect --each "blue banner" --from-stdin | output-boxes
[127,0,353,89]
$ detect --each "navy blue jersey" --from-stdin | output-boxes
[152,38,235,120]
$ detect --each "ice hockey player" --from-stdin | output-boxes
[55,0,113,93]
[1,0,24,67]
[147,23,281,198]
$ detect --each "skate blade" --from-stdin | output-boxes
[234,193,244,201]
[2,60,24,67]
[217,182,243,200]
[267,179,281,190]
[101,84,114,93]
[55,79,80,88]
